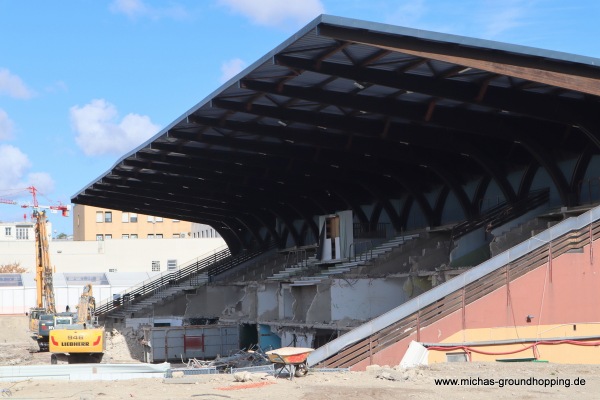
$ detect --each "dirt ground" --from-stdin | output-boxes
[1,315,600,399]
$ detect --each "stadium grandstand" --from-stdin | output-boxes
[72,15,600,368]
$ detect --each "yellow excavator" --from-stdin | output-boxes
[2,187,71,351]
[28,209,57,346]
[49,283,106,364]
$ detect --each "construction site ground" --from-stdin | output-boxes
[1,315,600,399]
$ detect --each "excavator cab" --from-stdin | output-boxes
[28,307,47,334]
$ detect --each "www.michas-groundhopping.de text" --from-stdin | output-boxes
[434,376,586,388]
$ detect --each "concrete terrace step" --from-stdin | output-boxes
[289,279,323,286]
[266,263,313,280]
[379,241,404,248]
[371,248,392,255]
[283,234,422,284]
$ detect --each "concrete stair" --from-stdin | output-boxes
[289,234,419,286]
[107,273,208,319]
[266,256,319,281]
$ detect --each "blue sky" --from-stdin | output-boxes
[0,0,599,235]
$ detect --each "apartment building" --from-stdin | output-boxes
[0,220,51,241]
[73,205,194,241]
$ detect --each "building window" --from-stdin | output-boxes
[5,227,11,236]
[105,211,112,223]
[105,234,112,240]
[147,234,154,239]
[173,219,180,223]
[155,217,163,223]
[167,260,177,271]
[96,234,103,241]
[121,213,129,223]
[122,234,129,239]
[151,261,160,272]
[156,234,163,239]
[96,211,103,223]
[130,213,138,223]
[130,234,138,239]
[147,215,154,223]
[16,227,29,240]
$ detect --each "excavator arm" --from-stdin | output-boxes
[34,210,56,314]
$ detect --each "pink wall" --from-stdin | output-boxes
[353,239,600,370]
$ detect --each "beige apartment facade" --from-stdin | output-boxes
[73,205,194,241]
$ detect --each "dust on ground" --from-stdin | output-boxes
[1,315,600,399]
[0,315,143,366]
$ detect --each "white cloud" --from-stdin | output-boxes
[0,145,31,191]
[26,172,55,195]
[220,58,248,83]
[0,145,55,201]
[109,0,147,17]
[109,0,188,20]
[0,68,35,99]
[218,0,325,29]
[386,0,427,27]
[0,109,15,140]
[45,80,68,94]
[70,99,161,156]
[479,0,529,38]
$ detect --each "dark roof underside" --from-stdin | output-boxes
[72,15,600,253]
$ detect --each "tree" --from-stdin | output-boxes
[0,262,27,273]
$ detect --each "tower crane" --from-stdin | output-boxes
[0,186,70,334]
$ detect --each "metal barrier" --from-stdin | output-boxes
[96,241,278,317]
[349,240,373,262]
[451,188,550,240]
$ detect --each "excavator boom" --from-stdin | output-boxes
[34,210,56,314]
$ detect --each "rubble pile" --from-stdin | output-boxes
[181,346,272,372]
[366,364,428,382]
[103,327,145,363]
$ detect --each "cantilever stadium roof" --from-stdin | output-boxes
[72,15,600,253]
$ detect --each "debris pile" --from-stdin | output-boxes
[366,364,428,382]
[178,346,272,373]
[103,327,145,363]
